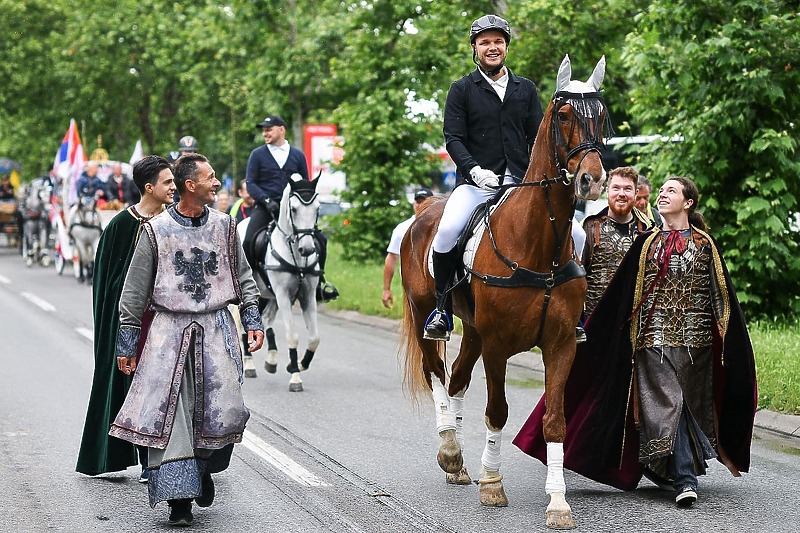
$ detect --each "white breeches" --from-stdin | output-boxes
[433,183,501,253]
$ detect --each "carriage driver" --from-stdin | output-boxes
[243,114,338,302]
[424,15,544,341]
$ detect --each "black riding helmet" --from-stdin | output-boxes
[469,14,511,44]
[178,135,198,153]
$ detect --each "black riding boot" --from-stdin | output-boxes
[315,230,339,302]
[424,248,459,341]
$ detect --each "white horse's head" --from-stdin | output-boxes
[278,173,320,258]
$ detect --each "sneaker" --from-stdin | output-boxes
[138,468,150,484]
[576,326,587,343]
[642,467,675,492]
[168,499,193,526]
[194,474,215,508]
[675,486,697,507]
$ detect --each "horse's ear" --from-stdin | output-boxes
[556,54,572,92]
[587,55,606,91]
[311,170,322,191]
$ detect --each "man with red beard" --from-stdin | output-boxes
[581,166,655,315]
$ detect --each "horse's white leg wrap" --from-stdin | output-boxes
[545,442,567,495]
[481,426,502,473]
[431,375,456,432]
[449,391,465,452]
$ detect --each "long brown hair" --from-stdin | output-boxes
[669,176,706,231]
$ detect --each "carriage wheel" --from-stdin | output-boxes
[54,250,65,275]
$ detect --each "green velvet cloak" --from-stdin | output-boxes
[76,207,146,475]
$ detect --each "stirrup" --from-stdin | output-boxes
[424,309,452,341]
[317,281,339,303]
[576,326,587,344]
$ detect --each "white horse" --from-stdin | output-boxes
[22,178,53,267]
[237,175,322,392]
[68,195,102,283]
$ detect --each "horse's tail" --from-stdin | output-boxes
[399,290,435,409]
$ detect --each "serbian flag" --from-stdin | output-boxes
[53,119,87,205]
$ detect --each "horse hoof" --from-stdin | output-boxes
[546,493,575,529]
[243,356,257,378]
[264,362,277,374]
[436,429,463,474]
[446,466,472,485]
[289,373,303,392]
[545,510,575,530]
[478,472,508,507]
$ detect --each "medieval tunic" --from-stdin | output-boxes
[581,207,654,314]
[109,205,263,506]
[513,227,757,490]
[77,206,151,476]
[631,229,724,475]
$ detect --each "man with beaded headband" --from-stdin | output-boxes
[109,153,264,526]
[515,176,757,508]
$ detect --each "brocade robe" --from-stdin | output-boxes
[109,205,262,505]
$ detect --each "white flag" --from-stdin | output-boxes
[129,139,144,165]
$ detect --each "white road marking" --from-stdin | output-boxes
[0,274,10,284]
[241,430,330,487]
[76,327,93,341]
[21,292,56,312]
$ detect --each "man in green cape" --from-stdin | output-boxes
[76,155,176,479]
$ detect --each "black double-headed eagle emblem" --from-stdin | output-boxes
[173,247,219,302]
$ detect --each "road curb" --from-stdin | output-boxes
[320,307,800,441]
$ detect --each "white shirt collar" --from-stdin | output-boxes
[479,68,509,100]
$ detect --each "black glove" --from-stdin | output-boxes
[261,198,280,220]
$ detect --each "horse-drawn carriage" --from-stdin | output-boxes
[52,160,131,282]
[0,198,22,249]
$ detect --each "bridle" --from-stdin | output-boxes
[267,189,321,277]
[465,91,610,346]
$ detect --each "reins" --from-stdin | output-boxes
[462,91,608,346]
[265,191,322,278]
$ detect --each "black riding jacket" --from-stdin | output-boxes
[444,68,543,186]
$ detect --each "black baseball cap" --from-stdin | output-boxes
[414,187,434,201]
[256,115,286,129]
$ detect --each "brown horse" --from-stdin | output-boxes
[400,55,610,529]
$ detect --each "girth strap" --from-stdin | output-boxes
[465,259,585,288]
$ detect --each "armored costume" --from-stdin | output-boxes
[514,227,756,492]
[109,205,262,507]
[581,207,654,314]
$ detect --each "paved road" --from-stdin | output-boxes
[1,246,799,532]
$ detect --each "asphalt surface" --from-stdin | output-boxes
[322,308,800,441]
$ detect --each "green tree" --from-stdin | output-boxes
[329,0,494,262]
[511,0,646,132]
[623,0,800,317]
[0,0,69,176]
